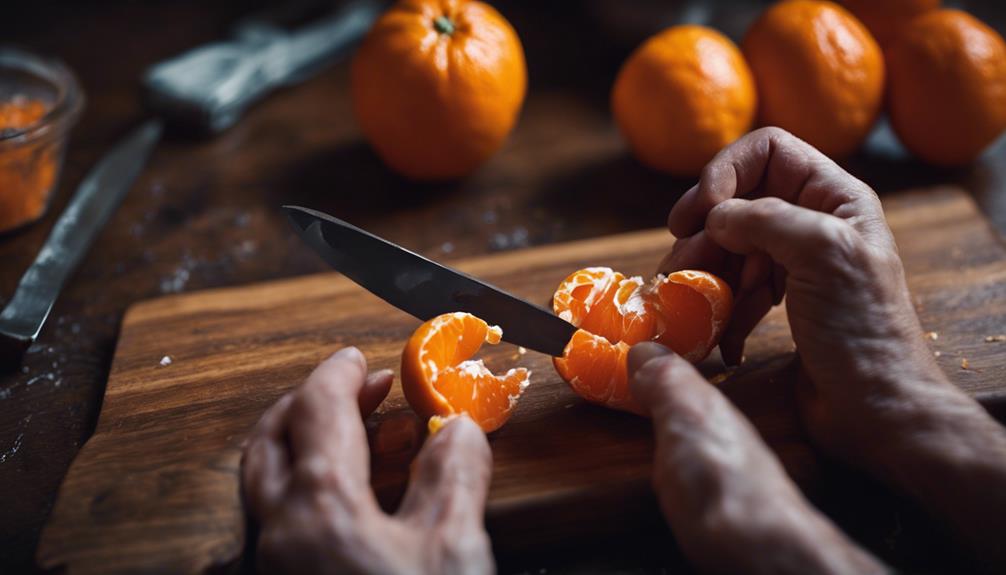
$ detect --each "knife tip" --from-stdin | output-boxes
[281,205,317,232]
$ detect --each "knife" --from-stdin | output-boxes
[144,0,380,134]
[0,120,162,370]
[283,206,578,357]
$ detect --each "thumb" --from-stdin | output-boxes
[628,342,710,419]
[396,416,493,531]
[627,343,887,574]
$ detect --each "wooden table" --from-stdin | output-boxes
[2,1,1005,573]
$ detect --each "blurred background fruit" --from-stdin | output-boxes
[612,25,756,176]
[351,0,526,181]
[743,0,884,159]
[840,0,941,45]
[885,9,1006,166]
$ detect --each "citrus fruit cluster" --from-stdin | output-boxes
[552,268,732,414]
[400,268,733,431]
[352,0,1006,180]
[617,0,1006,172]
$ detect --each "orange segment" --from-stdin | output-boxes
[553,267,658,346]
[554,330,638,413]
[553,268,732,414]
[401,312,530,432]
[649,271,733,362]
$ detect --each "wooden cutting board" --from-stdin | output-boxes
[38,187,1006,574]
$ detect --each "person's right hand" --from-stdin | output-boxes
[660,127,989,469]
[653,127,1006,570]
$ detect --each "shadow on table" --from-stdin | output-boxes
[266,140,465,219]
[538,151,695,236]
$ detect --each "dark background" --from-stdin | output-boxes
[2,1,1006,573]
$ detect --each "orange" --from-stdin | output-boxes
[553,268,732,414]
[840,0,940,45]
[743,0,885,159]
[401,312,530,432]
[351,0,527,180]
[612,25,757,177]
[885,9,1006,166]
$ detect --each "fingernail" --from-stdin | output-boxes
[371,368,395,380]
[722,342,744,368]
[331,346,366,368]
[627,342,673,378]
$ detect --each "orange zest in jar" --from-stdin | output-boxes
[0,96,57,233]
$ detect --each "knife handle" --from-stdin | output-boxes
[143,0,381,135]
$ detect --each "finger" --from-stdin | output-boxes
[722,253,744,295]
[738,252,772,300]
[286,347,379,512]
[668,127,893,251]
[772,263,787,305]
[658,232,730,277]
[629,342,789,519]
[396,416,493,535]
[719,285,774,367]
[360,369,394,417]
[243,394,295,520]
[669,127,817,237]
[627,344,888,574]
[706,197,867,277]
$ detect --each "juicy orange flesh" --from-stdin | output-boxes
[408,312,529,432]
[553,268,732,413]
[651,277,717,356]
[554,331,632,407]
[554,269,657,346]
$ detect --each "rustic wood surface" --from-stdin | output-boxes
[35,186,1006,574]
[4,1,1006,573]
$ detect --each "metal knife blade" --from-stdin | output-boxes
[0,119,162,370]
[283,206,578,357]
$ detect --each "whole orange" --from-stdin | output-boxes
[351,0,527,180]
[612,25,756,177]
[743,0,884,159]
[840,0,940,45]
[886,10,1006,166]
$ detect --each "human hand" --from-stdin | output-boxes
[629,343,888,575]
[242,347,494,575]
[662,127,975,467]
[660,127,1006,569]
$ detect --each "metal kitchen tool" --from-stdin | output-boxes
[0,121,161,370]
[284,206,579,357]
[0,1,380,371]
[144,0,381,134]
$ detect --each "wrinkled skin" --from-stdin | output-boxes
[243,128,1006,574]
[637,127,1006,574]
[242,347,493,575]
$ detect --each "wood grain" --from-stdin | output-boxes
[37,186,1006,574]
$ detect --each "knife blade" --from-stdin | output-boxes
[0,119,162,370]
[283,206,578,357]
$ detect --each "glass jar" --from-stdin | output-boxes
[0,47,84,234]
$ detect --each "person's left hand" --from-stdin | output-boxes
[242,347,494,575]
